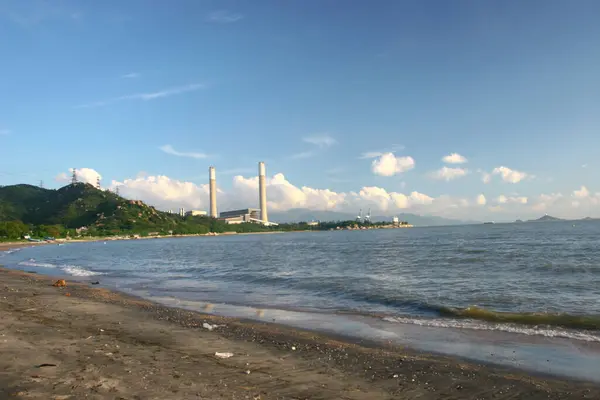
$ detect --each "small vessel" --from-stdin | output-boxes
[483,221,495,225]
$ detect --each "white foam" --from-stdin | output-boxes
[18,260,57,268]
[382,316,600,343]
[1,248,22,255]
[17,260,103,277]
[61,265,103,277]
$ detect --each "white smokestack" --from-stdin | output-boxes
[259,161,268,223]
[209,166,217,218]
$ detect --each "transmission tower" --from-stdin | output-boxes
[39,180,44,189]
[96,176,101,189]
[115,186,120,196]
[71,168,78,184]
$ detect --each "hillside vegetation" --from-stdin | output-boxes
[0,183,272,239]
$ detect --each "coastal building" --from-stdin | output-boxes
[185,210,207,217]
[219,208,260,224]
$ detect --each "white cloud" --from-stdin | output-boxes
[207,10,244,23]
[121,72,140,79]
[291,134,336,159]
[302,135,336,148]
[573,186,589,198]
[482,172,491,184]
[442,153,468,164]
[496,195,528,205]
[290,150,317,159]
[55,168,101,186]
[429,166,468,181]
[159,144,208,159]
[112,175,210,211]
[51,168,600,222]
[371,153,415,176]
[359,151,385,159]
[76,83,205,108]
[491,166,528,183]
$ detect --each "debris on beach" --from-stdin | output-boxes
[91,281,100,285]
[214,352,234,359]
[202,322,219,331]
[52,279,67,287]
[65,293,71,297]
[35,363,57,368]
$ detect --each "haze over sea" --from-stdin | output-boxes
[3,221,600,380]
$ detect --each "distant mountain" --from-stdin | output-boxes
[269,208,473,227]
[527,214,564,222]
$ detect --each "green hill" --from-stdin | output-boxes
[0,183,269,239]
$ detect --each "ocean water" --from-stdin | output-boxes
[4,221,600,379]
[3,222,600,334]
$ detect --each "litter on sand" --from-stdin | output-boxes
[202,322,216,331]
[215,352,234,359]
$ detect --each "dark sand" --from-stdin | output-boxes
[1,268,599,399]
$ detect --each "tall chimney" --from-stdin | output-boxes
[259,161,268,223]
[209,166,217,218]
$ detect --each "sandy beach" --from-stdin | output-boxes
[1,267,598,399]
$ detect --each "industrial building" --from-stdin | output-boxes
[185,210,207,217]
[218,208,260,224]
[207,161,278,226]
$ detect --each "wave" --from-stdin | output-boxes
[438,306,600,331]
[383,316,600,342]
[1,248,22,255]
[17,260,102,277]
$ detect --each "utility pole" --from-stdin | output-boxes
[71,168,78,184]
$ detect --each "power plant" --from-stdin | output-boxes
[205,161,276,226]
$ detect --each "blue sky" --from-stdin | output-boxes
[1,0,600,220]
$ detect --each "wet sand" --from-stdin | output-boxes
[1,268,599,399]
[0,242,48,251]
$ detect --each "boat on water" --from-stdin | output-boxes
[483,221,495,225]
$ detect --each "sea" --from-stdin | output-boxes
[2,221,600,381]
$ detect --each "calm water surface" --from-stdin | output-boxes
[2,221,600,341]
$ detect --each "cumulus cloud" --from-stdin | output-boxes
[371,153,415,176]
[442,153,468,164]
[496,195,528,205]
[52,168,600,222]
[491,166,528,183]
[481,172,491,184]
[55,168,101,186]
[573,186,589,198]
[429,166,468,181]
[159,144,208,159]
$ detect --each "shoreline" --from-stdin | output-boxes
[1,267,599,399]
